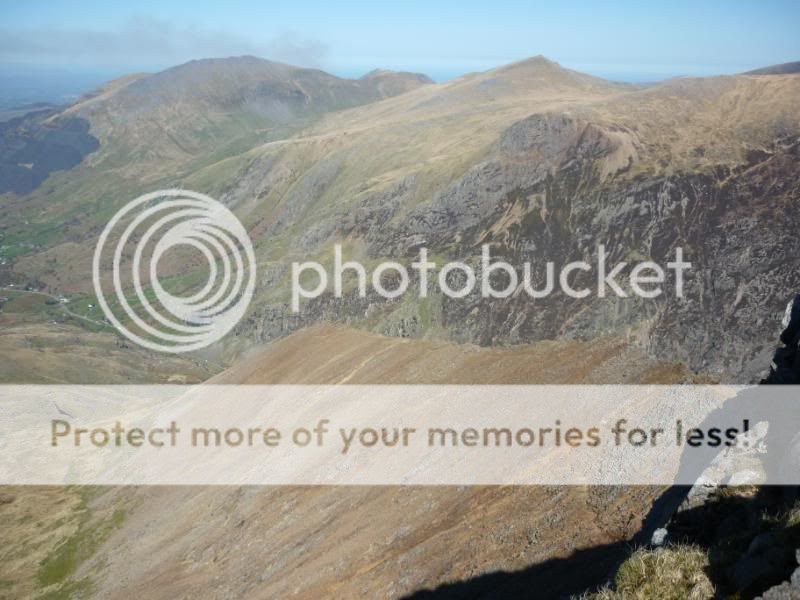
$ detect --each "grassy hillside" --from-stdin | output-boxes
[3,57,800,374]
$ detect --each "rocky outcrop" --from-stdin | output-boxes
[240,107,800,381]
[759,553,800,599]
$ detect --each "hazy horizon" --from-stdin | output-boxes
[2,53,797,111]
[2,0,799,107]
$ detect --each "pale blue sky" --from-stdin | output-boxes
[2,0,799,82]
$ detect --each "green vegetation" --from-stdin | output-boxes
[591,547,713,599]
[588,492,800,599]
[36,489,126,599]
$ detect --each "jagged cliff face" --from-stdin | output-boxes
[5,58,800,381]
[239,142,800,382]
[227,65,800,382]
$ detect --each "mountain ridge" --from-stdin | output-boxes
[4,56,800,380]
[744,60,800,75]
[59,55,435,169]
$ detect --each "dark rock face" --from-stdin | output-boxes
[432,143,800,379]
[759,552,800,599]
[0,109,99,195]
[645,147,800,379]
[241,111,800,382]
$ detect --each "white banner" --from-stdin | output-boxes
[1,385,797,485]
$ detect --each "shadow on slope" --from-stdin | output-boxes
[405,536,631,599]
[405,487,800,600]
[0,109,98,194]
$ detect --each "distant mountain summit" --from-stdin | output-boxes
[744,60,800,75]
[361,68,433,82]
[61,56,434,166]
[113,56,432,115]
[359,68,434,96]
